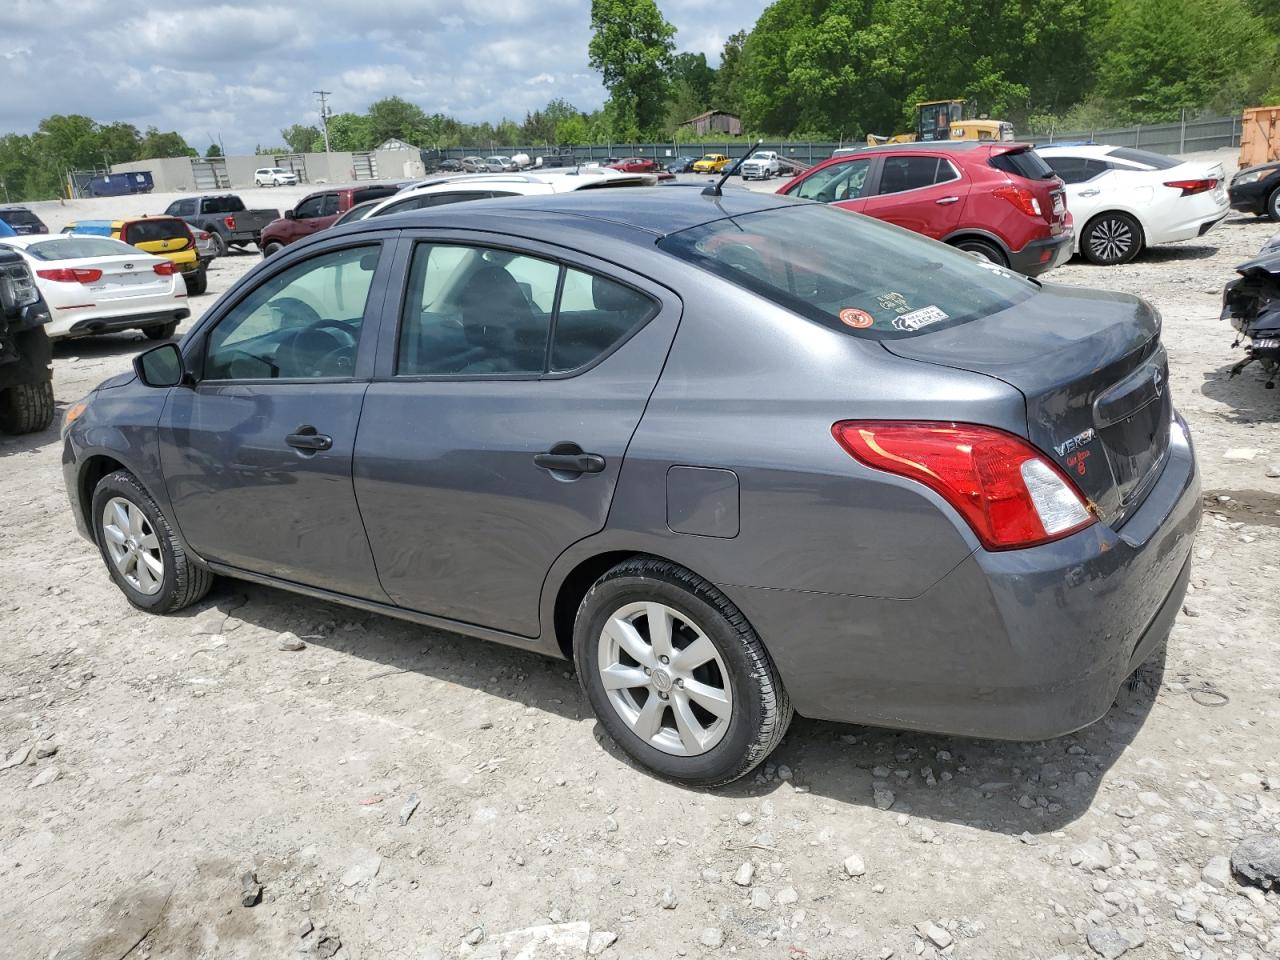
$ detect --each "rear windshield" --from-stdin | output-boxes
[989,148,1056,180]
[125,219,190,243]
[23,237,135,260]
[1106,147,1179,170]
[201,196,245,214]
[0,209,42,228]
[657,204,1036,340]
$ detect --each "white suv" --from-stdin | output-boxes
[254,167,298,187]
[362,169,657,219]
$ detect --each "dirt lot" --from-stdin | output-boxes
[2,180,1279,960]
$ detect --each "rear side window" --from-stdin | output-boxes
[658,204,1035,340]
[877,156,957,194]
[397,243,657,376]
[352,186,399,205]
[1106,147,1179,170]
[201,196,245,214]
[319,194,340,217]
[1044,156,1110,184]
[124,219,190,243]
[989,148,1056,180]
[0,209,42,228]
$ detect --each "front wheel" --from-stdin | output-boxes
[0,380,54,434]
[262,241,283,258]
[1268,186,1280,222]
[91,470,213,613]
[1082,212,1144,265]
[574,557,792,787]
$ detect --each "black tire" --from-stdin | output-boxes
[208,231,227,257]
[953,237,1008,267]
[1268,186,1280,222]
[0,380,54,434]
[574,557,792,787]
[262,241,283,258]
[90,470,213,614]
[1081,211,1144,265]
[144,321,178,341]
[184,270,208,296]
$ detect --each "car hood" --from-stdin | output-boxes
[1237,161,1280,178]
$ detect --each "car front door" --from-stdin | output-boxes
[789,156,877,214]
[292,193,338,239]
[159,239,396,600]
[354,235,682,637]
[861,153,966,238]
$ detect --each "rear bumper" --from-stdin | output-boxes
[728,413,1200,740]
[1008,232,1074,277]
[1153,193,1231,243]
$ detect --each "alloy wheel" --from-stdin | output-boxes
[596,601,733,757]
[1088,217,1134,262]
[101,496,164,596]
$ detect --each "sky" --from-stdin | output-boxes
[0,0,771,154]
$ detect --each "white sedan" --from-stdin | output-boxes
[0,235,189,340]
[1037,145,1229,264]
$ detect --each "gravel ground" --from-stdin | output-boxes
[2,176,1279,960]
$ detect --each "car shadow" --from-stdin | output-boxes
[0,399,69,458]
[1137,244,1222,263]
[52,331,166,361]
[1200,358,1279,421]
[193,576,1161,836]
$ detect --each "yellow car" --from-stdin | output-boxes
[62,217,206,294]
[691,153,731,173]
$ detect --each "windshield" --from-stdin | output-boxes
[657,204,1036,340]
[23,237,135,260]
[0,209,41,227]
[201,196,245,214]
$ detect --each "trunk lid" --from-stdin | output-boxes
[881,282,1171,525]
[73,255,172,301]
[988,145,1069,236]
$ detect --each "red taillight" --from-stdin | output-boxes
[831,421,1096,550]
[1164,178,1217,197]
[993,185,1042,218]
[224,215,236,230]
[153,261,179,276]
[37,267,103,284]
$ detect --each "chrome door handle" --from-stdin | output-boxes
[286,426,332,451]
[935,196,960,205]
[1079,189,1100,197]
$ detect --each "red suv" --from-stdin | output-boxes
[778,142,1072,276]
[259,185,401,257]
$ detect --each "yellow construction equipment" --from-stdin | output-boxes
[867,100,1014,146]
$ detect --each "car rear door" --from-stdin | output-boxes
[293,193,340,238]
[861,153,966,238]
[353,233,682,637]
[1043,155,1111,240]
[160,236,397,599]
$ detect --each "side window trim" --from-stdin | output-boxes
[380,235,664,383]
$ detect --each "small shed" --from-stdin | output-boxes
[1239,106,1280,167]
[680,111,743,137]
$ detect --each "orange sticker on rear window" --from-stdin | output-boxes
[839,308,875,329]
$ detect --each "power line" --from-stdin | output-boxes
[314,90,333,154]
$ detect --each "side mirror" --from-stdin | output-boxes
[134,342,186,388]
[285,209,297,220]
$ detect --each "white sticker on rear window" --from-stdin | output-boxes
[892,305,949,332]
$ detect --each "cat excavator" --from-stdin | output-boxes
[867,99,1014,146]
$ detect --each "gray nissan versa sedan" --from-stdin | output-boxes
[61,187,1200,786]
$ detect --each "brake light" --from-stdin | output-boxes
[37,268,103,284]
[993,185,1042,217]
[153,261,179,276]
[831,421,1095,550]
[1164,178,1217,197]
[224,215,236,230]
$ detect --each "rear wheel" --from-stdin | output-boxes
[1268,187,1280,222]
[953,237,1008,267]
[184,270,208,296]
[144,321,178,341]
[1082,212,1144,265]
[574,557,792,787]
[208,231,227,257]
[91,470,213,613]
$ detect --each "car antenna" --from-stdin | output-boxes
[703,139,763,197]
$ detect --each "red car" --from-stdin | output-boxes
[778,142,1072,276]
[259,184,401,256]
[607,157,656,173]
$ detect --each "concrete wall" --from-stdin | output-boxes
[109,148,424,194]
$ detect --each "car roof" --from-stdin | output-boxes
[1035,144,1116,157]
[343,184,803,245]
[390,169,654,198]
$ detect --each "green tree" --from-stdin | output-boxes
[366,96,428,146]
[97,122,142,166]
[522,98,581,143]
[670,52,716,106]
[324,112,372,151]
[588,0,676,137]
[281,123,321,153]
[712,31,748,116]
[138,127,195,158]
[205,143,223,157]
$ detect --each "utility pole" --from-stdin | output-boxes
[314,90,333,154]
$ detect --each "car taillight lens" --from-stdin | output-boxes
[37,267,103,283]
[993,185,1042,217]
[1164,178,1217,197]
[153,261,179,276]
[224,215,236,230]
[831,421,1095,550]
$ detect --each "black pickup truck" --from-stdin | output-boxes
[0,247,53,434]
[164,195,280,255]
